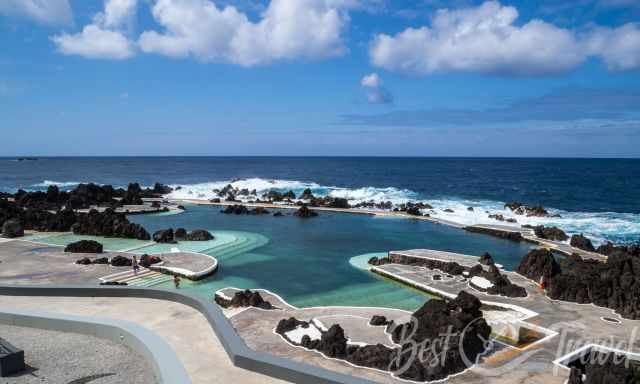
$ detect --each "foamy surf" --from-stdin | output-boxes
[167,177,640,245]
[34,180,84,188]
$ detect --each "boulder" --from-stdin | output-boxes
[327,198,350,209]
[405,206,422,216]
[1,219,24,238]
[152,183,173,195]
[515,248,561,281]
[534,225,569,241]
[153,228,175,243]
[249,207,269,215]
[273,211,284,217]
[294,205,318,218]
[300,188,315,200]
[222,204,250,215]
[369,315,389,326]
[120,183,144,205]
[139,254,162,268]
[174,228,187,240]
[75,257,92,265]
[479,252,494,266]
[92,257,109,264]
[64,240,103,253]
[186,229,214,241]
[570,234,596,252]
[215,290,274,310]
[110,255,132,267]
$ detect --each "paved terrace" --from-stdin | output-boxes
[364,249,640,383]
[0,295,288,384]
[1,323,157,384]
[0,240,218,287]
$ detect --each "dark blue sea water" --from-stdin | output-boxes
[7,157,639,310]
[2,157,639,243]
[1,157,638,212]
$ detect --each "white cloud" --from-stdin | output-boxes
[370,1,585,76]
[138,0,354,66]
[361,72,381,88]
[361,72,392,104]
[0,0,72,25]
[52,25,135,59]
[94,0,138,29]
[51,0,137,60]
[588,23,640,72]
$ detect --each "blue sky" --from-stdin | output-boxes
[1,0,640,157]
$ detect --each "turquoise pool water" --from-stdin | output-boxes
[28,205,533,311]
[126,205,533,311]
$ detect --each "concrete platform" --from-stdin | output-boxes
[218,246,640,384]
[150,251,218,280]
[0,240,136,285]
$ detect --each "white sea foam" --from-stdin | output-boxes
[162,177,640,245]
[33,180,84,188]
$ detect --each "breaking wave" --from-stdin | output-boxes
[166,177,640,245]
[33,180,84,188]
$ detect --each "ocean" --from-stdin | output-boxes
[2,156,639,244]
[5,156,639,309]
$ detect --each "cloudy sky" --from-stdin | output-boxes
[1,0,640,157]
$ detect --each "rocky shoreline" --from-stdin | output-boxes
[0,182,177,240]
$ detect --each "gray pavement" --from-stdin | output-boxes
[0,324,157,384]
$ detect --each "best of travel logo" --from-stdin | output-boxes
[386,316,639,378]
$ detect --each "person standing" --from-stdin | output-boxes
[173,274,181,289]
[132,255,140,276]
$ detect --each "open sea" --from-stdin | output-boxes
[3,157,639,310]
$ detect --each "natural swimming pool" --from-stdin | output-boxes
[25,204,533,311]
[126,204,533,311]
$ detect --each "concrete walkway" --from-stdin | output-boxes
[0,295,289,384]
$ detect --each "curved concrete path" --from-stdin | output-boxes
[0,295,289,384]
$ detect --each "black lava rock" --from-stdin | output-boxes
[186,229,214,241]
[174,228,187,240]
[64,240,103,253]
[515,248,562,281]
[139,254,162,268]
[110,255,132,267]
[153,228,175,243]
[1,219,24,238]
[570,234,596,252]
[369,315,390,326]
[294,205,318,218]
[72,208,150,240]
[215,290,274,310]
[533,225,569,241]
